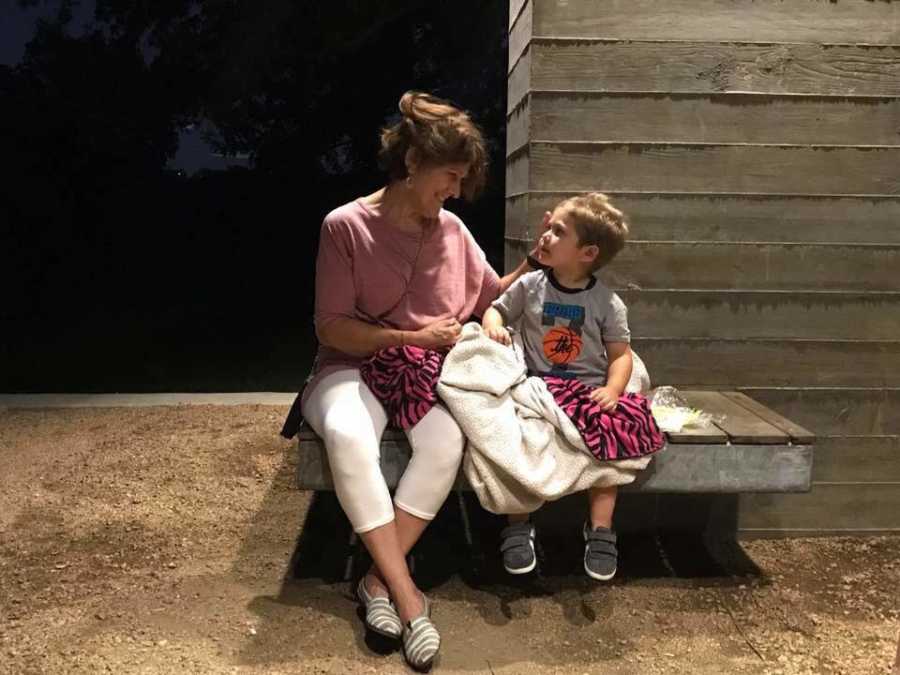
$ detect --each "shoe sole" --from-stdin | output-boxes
[503,558,537,575]
[368,623,402,640]
[584,559,617,581]
[356,583,402,640]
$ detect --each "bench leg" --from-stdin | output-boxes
[344,530,358,582]
[456,490,474,549]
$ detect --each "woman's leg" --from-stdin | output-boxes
[362,404,465,612]
[302,369,422,619]
[365,405,465,612]
[394,403,465,547]
[301,369,392,531]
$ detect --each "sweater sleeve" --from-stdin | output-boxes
[457,219,502,319]
[313,217,357,332]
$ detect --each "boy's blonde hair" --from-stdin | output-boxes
[556,192,629,271]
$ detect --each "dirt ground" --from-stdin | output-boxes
[1,404,898,675]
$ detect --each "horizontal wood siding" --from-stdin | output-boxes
[811,436,900,483]
[508,0,532,73]
[507,46,531,114]
[605,242,900,292]
[531,0,900,45]
[529,143,900,195]
[525,92,900,146]
[509,0,528,30]
[507,193,900,244]
[619,290,900,340]
[634,339,900,388]
[737,485,900,533]
[508,1,900,533]
[736,388,900,437]
[530,41,900,96]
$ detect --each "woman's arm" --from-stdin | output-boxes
[496,211,552,294]
[497,257,535,295]
[317,316,462,357]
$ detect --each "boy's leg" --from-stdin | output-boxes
[500,512,537,575]
[588,485,617,529]
[584,485,618,581]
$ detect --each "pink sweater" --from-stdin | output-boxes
[305,198,501,395]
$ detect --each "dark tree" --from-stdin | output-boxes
[2,1,508,392]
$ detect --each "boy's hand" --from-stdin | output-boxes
[484,325,512,346]
[590,386,620,411]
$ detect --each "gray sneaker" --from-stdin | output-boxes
[500,521,536,575]
[583,523,617,581]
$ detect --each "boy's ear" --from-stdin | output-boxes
[581,244,600,263]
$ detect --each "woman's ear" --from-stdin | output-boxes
[404,147,420,176]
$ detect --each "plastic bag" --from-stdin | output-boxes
[649,386,724,433]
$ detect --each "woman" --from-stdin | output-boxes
[289,91,536,669]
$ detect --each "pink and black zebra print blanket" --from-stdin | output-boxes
[360,343,663,462]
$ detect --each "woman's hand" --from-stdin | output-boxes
[529,211,552,260]
[590,386,620,411]
[410,318,462,349]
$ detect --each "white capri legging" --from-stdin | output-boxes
[300,368,465,533]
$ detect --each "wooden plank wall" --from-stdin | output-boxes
[506,0,900,535]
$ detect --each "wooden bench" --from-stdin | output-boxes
[296,390,815,494]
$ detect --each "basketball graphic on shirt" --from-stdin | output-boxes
[542,325,583,364]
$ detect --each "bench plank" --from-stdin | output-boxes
[680,391,790,445]
[720,391,816,444]
[665,423,728,444]
[662,389,727,444]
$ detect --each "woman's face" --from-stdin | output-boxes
[408,162,469,218]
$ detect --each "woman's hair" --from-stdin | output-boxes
[557,192,629,271]
[378,91,488,200]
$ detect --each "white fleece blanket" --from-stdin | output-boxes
[437,323,653,514]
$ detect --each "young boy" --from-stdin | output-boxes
[482,192,643,581]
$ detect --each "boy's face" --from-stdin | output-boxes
[536,208,598,271]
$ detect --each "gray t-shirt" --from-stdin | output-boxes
[491,270,630,386]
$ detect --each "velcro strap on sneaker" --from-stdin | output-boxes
[586,537,617,559]
[500,535,533,553]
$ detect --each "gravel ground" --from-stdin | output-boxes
[0,404,898,674]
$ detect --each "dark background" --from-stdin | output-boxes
[1,0,509,392]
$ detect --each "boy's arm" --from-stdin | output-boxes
[590,342,632,410]
[604,342,633,395]
[482,306,512,346]
[484,274,530,345]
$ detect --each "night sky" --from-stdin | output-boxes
[1,0,247,174]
